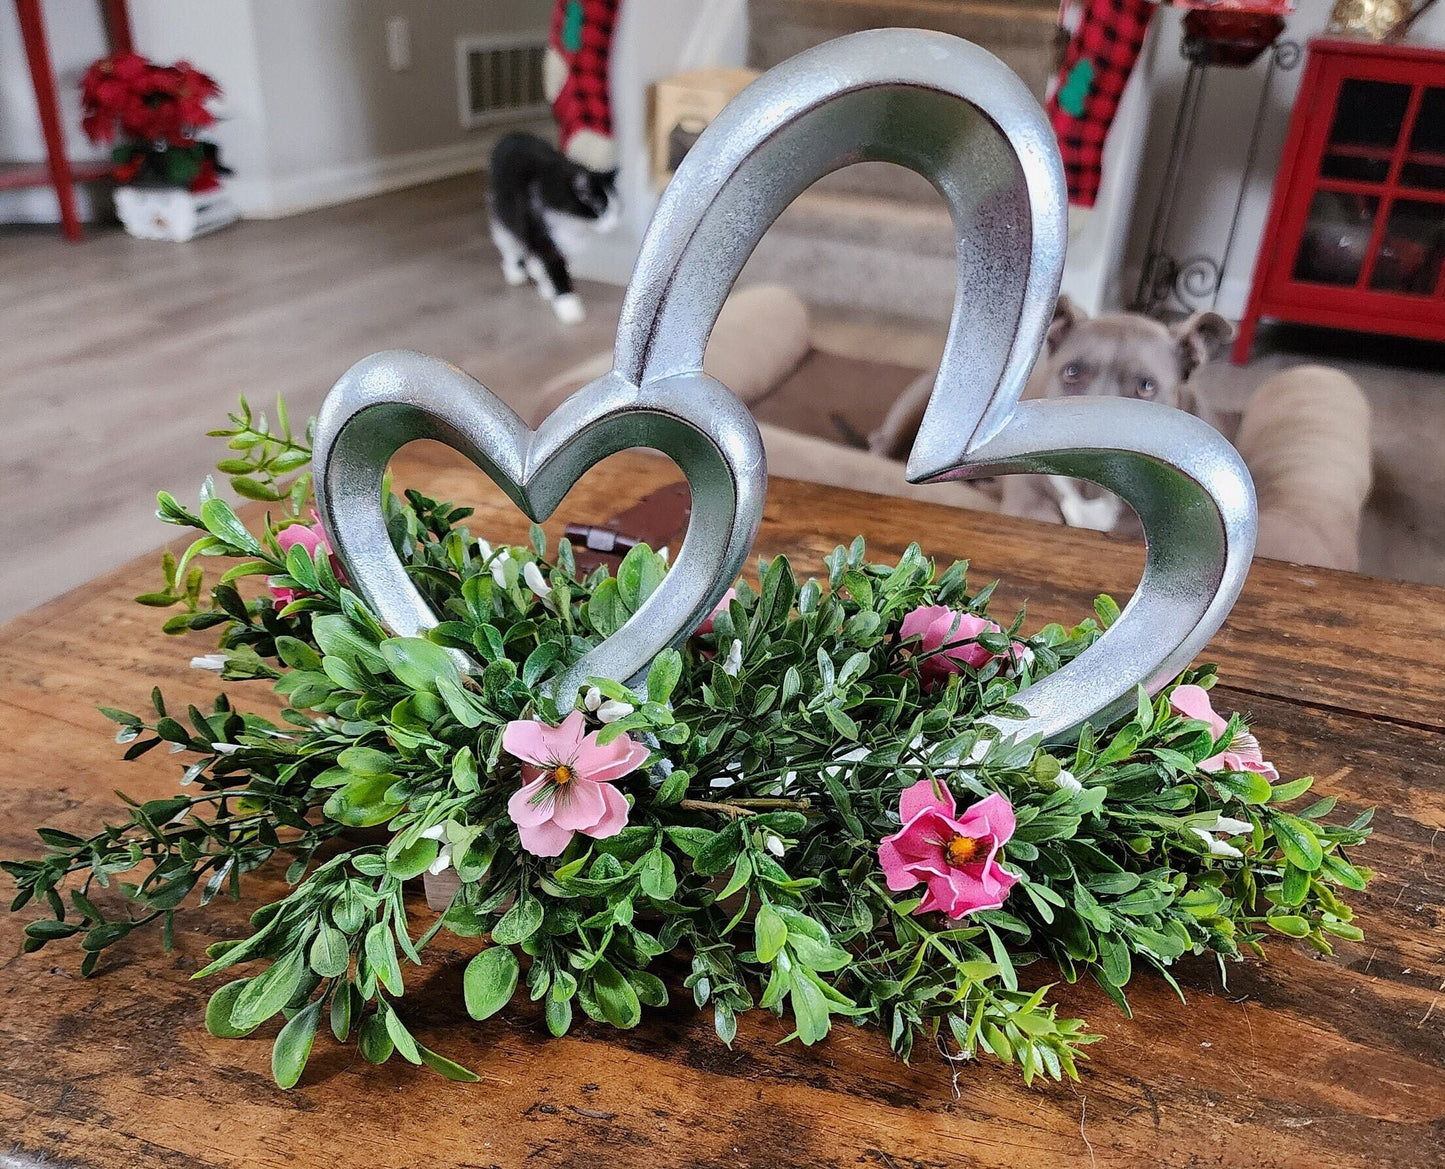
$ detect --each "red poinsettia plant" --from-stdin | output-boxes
[80,53,229,192]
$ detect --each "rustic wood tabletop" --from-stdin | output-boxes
[2,447,1441,1168]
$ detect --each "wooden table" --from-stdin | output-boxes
[3,447,1442,1167]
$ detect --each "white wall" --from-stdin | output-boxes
[0,0,551,223]
[1120,0,1445,317]
[0,1,110,222]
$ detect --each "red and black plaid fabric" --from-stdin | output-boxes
[1047,0,1155,207]
[549,0,619,162]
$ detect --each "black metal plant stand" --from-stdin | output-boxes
[1132,32,1301,314]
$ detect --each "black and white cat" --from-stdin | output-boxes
[487,131,618,325]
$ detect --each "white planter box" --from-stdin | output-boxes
[114,185,239,242]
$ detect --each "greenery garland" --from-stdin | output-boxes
[2,398,1374,1090]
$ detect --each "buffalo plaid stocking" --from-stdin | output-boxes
[545,0,621,172]
[1047,0,1156,206]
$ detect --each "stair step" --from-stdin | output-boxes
[749,0,1064,205]
[742,189,959,322]
[749,0,1063,95]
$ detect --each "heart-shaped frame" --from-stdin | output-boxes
[313,28,1256,743]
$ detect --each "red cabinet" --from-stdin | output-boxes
[1233,37,1445,363]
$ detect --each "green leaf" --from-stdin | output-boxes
[379,637,461,693]
[592,961,642,1029]
[1093,594,1121,628]
[492,895,544,946]
[330,984,355,1041]
[417,1044,483,1082]
[1269,775,1315,803]
[382,1006,422,1064]
[205,979,259,1038]
[1272,812,1324,872]
[1211,768,1273,805]
[1268,914,1311,938]
[387,838,440,881]
[230,947,308,1031]
[309,924,351,978]
[616,544,665,611]
[638,848,677,901]
[365,922,404,995]
[311,615,386,673]
[271,1000,322,1089]
[646,649,683,705]
[323,774,403,828]
[463,946,520,1021]
[358,1013,394,1063]
[545,992,573,1037]
[1280,863,1311,907]
[200,498,262,554]
[1098,932,1131,988]
[754,903,788,963]
[22,919,80,943]
[789,970,831,1045]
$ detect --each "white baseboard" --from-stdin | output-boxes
[240,140,485,219]
[0,181,108,226]
[239,120,549,220]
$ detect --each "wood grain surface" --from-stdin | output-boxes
[2,448,1441,1168]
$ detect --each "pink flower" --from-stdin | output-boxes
[695,587,738,637]
[878,782,1019,919]
[502,710,646,857]
[900,604,1028,688]
[268,518,344,606]
[1169,684,1278,780]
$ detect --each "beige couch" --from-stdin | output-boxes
[534,286,1372,571]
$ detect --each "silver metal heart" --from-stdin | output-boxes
[312,355,765,698]
[314,27,1256,742]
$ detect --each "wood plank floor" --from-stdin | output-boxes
[0,176,626,623]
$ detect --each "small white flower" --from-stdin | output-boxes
[420,823,455,874]
[210,742,240,755]
[1209,813,1253,837]
[657,546,670,565]
[490,547,512,589]
[190,654,228,672]
[722,638,743,677]
[597,699,634,723]
[583,686,603,712]
[476,538,493,560]
[1190,826,1244,858]
[765,834,785,858]
[1013,645,1036,669]
[1054,769,1083,793]
[523,560,550,599]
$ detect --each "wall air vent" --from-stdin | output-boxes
[456,33,550,129]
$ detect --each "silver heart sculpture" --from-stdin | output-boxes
[313,28,1256,744]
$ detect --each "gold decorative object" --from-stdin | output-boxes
[1327,0,1431,40]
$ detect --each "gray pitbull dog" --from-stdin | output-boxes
[868,295,1233,533]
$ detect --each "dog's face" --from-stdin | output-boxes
[1039,296,1233,413]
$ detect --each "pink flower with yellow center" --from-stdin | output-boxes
[877,781,1019,919]
[502,710,647,857]
[1169,685,1278,780]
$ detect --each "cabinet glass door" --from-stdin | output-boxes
[1368,199,1445,294]
[1319,79,1411,183]
[1401,87,1445,191]
[1293,192,1380,285]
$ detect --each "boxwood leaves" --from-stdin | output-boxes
[464,946,519,1021]
[2,426,1377,1090]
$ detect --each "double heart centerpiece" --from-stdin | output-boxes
[311,29,1257,745]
